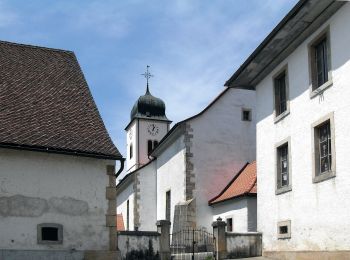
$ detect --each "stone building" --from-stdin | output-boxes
[225,0,350,258]
[0,41,124,259]
[117,82,256,233]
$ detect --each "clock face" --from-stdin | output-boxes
[129,131,133,140]
[147,123,159,136]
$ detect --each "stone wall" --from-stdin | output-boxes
[117,231,160,260]
[226,232,262,259]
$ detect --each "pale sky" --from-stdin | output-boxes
[0,0,298,160]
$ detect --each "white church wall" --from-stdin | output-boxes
[117,179,135,231]
[156,134,186,229]
[0,148,112,251]
[212,198,249,233]
[191,88,256,231]
[138,160,157,231]
[126,120,137,172]
[256,3,350,252]
[138,119,169,167]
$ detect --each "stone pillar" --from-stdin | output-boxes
[106,165,118,254]
[212,217,227,260]
[156,220,171,260]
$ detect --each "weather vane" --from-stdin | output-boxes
[141,65,154,93]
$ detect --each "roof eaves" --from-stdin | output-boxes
[0,143,123,160]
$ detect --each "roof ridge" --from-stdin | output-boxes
[0,40,74,55]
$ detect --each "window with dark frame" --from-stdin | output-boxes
[316,121,332,175]
[165,190,171,221]
[274,71,287,116]
[277,143,289,189]
[315,38,328,88]
[226,218,233,232]
[242,109,251,121]
[279,225,288,235]
[310,33,330,91]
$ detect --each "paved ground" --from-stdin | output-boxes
[226,257,273,260]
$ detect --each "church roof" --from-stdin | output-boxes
[130,86,170,121]
[0,40,122,160]
[209,161,257,205]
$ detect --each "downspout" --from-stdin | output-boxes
[115,158,125,178]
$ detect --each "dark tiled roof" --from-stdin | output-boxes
[209,161,257,205]
[0,41,121,159]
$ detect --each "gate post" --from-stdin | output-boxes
[212,217,227,260]
[157,220,171,260]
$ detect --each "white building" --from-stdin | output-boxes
[209,161,257,233]
[0,41,124,260]
[225,0,350,258]
[117,82,256,233]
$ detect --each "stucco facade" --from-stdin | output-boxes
[254,2,350,255]
[0,148,117,258]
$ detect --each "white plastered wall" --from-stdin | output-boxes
[191,88,256,231]
[116,181,135,231]
[256,3,350,251]
[0,148,112,251]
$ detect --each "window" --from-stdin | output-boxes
[275,137,292,195]
[153,140,159,148]
[312,113,335,183]
[242,109,251,121]
[129,144,133,159]
[277,220,291,239]
[165,190,171,221]
[309,29,332,94]
[37,223,63,244]
[226,218,233,232]
[127,200,130,230]
[148,140,153,155]
[274,71,287,116]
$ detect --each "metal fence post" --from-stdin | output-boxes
[156,220,171,260]
[212,217,227,260]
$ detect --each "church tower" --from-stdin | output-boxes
[125,66,171,173]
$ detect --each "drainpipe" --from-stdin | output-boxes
[116,158,125,178]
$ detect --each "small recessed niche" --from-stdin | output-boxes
[242,109,252,121]
[277,220,291,239]
[37,223,63,244]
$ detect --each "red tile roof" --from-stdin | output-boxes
[209,161,257,205]
[0,41,122,159]
[116,214,125,231]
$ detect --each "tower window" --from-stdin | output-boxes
[130,144,133,159]
[127,200,130,230]
[148,140,153,155]
[153,140,159,148]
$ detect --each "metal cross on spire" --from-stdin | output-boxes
[141,65,154,94]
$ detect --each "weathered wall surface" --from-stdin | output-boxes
[226,232,262,259]
[117,231,160,259]
[156,134,186,231]
[0,148,112,251]
[191,88,256,231]
[256,3,350,252]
